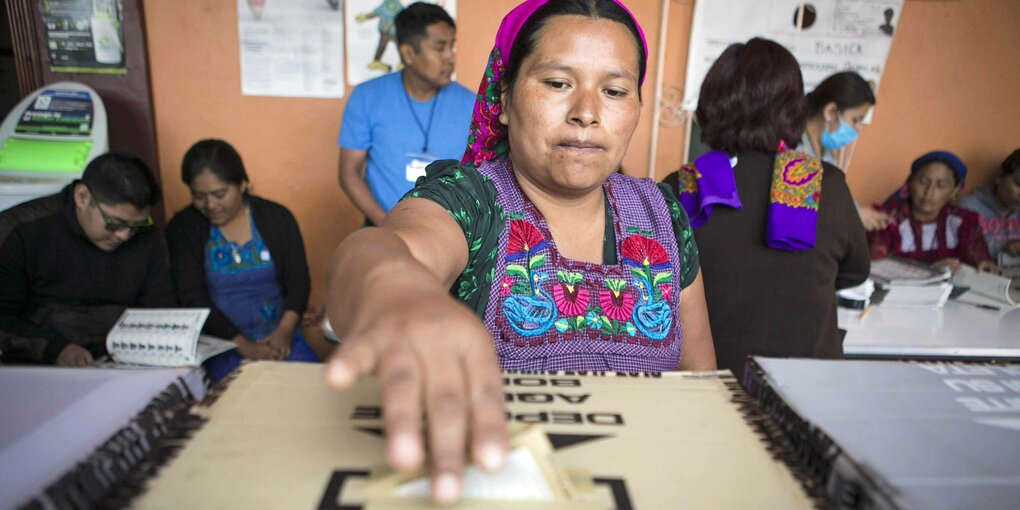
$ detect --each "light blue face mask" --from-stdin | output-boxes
[820,112,858,150]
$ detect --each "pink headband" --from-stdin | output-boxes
[461,0,648,167]
[496,0,648,85]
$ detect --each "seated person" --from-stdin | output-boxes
[166,140,317,381]
[324,0,716,503]
[663,38,870,380]
[868,151,996,273]
[958,148,1020,263]
[0,153,174,366]
[802,71,889,231]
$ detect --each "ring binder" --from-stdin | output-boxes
[743,357,1020,510]
[15,371,208,510]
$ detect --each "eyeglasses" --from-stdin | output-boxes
[92,199,154,233]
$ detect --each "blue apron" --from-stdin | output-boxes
[202,211,316,380]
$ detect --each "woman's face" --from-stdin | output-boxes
[832,102,871,131]
[909,162,958,221]
[189,170,246,226]
[502,15,641,197]
[995,170,1020,212]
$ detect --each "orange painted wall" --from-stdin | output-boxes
[144,0,1020,305]
[845,0,1020,205]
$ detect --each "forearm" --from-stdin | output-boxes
[340,177,387,225]
[327,227,450,338]
[339,153,387,225]
[0,315,68,363]
[275,310,300,335]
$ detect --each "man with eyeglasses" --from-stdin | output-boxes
[0,152,175,366]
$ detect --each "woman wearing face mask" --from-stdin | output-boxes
[803,72,889,231]
[166,139,319,381]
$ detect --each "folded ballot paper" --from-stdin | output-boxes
[127,362,817,509]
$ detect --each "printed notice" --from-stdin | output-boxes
[237,0,345,98]
[683,0,903,110]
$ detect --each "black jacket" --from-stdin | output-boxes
[165,195,310,339]
[665,151,870,378]
[0,184,175,363]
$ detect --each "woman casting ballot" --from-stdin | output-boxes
[325,0,716,504]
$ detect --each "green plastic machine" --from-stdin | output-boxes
[0,81,108,211]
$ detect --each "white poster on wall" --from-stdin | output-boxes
[344,0,457,87]
[683,0,902,110]
[237,0,345,98]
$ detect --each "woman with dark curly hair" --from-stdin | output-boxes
[663,38,870,379]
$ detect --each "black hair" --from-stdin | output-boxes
[806,71,875,117]
[395,2,455,48]
[81,152,160,209]
[1001,149,1020,176]
[504,0,646,101]
[697,38,806,153]
[180,139,249,188]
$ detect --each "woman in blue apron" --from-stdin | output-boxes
[166,140,317,381]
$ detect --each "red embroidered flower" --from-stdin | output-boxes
[598,289,635,322]
[660,283,672,301]
[499,275,514,296]
[507,219,547,258]
[553,284,590,316]
[621,235,669,270]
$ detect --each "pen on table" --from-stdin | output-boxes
[858,303,873,320]
[956,301,1001,311]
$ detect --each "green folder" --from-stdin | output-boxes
[0,138,93,174]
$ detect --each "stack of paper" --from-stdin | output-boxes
[870,257,953,307]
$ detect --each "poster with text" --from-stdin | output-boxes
[344,0,456,87]
[237,0,345,98]
[682,0,903,110]
[41,0,126,74]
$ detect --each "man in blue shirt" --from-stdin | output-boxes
[338,2,474,226]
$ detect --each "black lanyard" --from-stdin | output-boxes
[404,85,439,153]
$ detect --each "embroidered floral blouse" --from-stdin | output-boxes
[403,160,700,318]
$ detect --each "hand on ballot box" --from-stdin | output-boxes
[325,228,508,506]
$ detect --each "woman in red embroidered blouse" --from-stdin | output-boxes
[868,151,997,273]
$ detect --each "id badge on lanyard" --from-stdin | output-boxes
[405,151,436,183]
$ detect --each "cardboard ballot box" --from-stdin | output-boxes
[128,363,814,509]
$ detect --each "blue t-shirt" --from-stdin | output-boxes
[338,72,475,211]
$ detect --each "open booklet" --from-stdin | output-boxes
[952,264,1020,306]
[104,308,234,367]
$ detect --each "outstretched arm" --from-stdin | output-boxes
[325,198,507,505]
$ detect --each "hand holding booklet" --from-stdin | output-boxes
[105,308,234,367]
